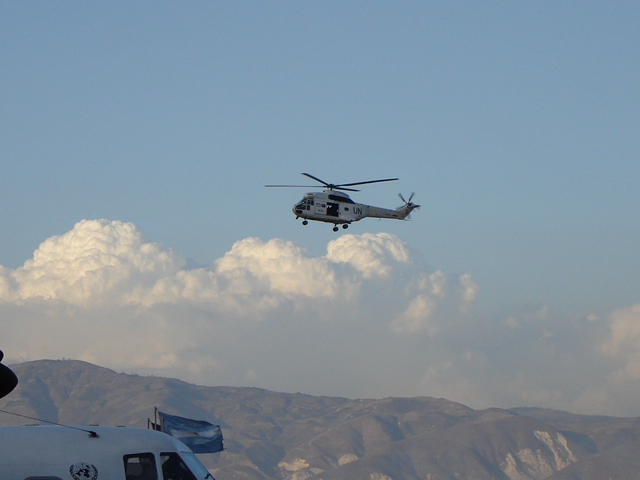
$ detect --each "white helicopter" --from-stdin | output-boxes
[267,173,420,231]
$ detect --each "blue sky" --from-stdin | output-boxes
[1,3,640,414]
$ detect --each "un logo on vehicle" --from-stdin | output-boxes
[69,462,99,480]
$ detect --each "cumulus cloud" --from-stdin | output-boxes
[5,219,184,305]
[602,304,640,381]
[1,219,640,416]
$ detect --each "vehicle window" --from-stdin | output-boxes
[124,452,159,480]
[25,477,64,480]
[160,452,197,480]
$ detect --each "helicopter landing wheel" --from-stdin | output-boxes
[302,220,308,226]
[342,224,349,229]
[333,226,339,232]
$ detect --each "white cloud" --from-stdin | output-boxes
[1,219,640,416]
[602,304,640,381]
[5,219,184,305]
[391,294,439,335]
[326,232,411,278]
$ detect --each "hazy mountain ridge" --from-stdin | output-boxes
[1,360,638,480]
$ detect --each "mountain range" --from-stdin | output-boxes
[1,359,639,480]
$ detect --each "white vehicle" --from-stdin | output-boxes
[0,424,214,480]
[266,173,420,231]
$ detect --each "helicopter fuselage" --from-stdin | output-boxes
[293,190,410,227]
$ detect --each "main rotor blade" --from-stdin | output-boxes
[339,177,399,187]
[265,184,318,188]
[265,183,360,191]
[301,173,360,191]
[302,173,397,189]
[301,173,331,187]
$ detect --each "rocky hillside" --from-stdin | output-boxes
[1,360,639,480]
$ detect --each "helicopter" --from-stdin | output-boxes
[266,173,420,231]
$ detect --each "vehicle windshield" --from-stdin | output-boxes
[180,451,214,479]
[160,451,213,480]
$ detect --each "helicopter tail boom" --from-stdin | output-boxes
[361,205,412,221]
[364,193,420,221]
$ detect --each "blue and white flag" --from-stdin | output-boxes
[158,411,223,453]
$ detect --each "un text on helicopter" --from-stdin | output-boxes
[266,173,420,231]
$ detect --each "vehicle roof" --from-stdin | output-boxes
[0,425,189,454]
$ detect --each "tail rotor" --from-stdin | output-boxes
[398,193,420,220]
